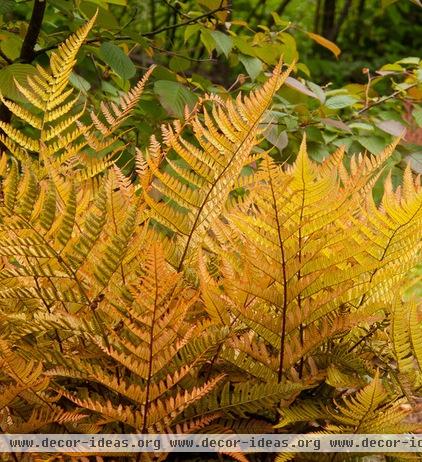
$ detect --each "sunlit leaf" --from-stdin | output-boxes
[306,32,341,58]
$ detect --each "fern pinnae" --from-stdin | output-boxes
[142,60,294,271]
[0,95,42,130]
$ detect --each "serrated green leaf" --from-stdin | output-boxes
[325,95,358,110]
[357,136,387,154]
[211,31,233,58]
[200,30,216,54]
[99,42,136,80]
[154,80,198,118]
[184,24,201,43]
[239,55,262,81]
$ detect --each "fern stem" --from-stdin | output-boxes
[141,248,159,433]
[297,158,306,378]
[266,159,289,383]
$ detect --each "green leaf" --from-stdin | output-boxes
[211,31,233,58]
[357,136,387,154]
[396,57,420,65]
[0,64,39,102]
[79,1,119,29]
[0,35,22,61]
[99,43,136,80]
[325,95,358,110]
[102,0,127,4]
[86,0,126,5]
[381,0,399,7]
[349,122,374,131]
[233,36,256,56]
[200,30,216,54]
[307,81,325,103]
[184,24,201,43]
[412,106,422,127]
[263,125,288,152]
[169,56,190,73]
[239,55,262,81]
[154,80,198,118]
[278,32,298,63]
[69,72,91,94]
[0,0,14,14]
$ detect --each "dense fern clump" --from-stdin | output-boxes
[0,17,421,462]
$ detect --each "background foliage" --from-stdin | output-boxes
[1,0,422,181]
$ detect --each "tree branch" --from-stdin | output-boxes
[28,6,228,60]
[357,83,417,115]
[141,5,228,37]
[20,0,47,63]
[331,0,352,41]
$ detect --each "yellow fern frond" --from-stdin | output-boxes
[143,59,295,270]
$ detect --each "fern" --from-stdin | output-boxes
[0,14,155,189]
[199,140,422,389]
[49,244,224,433]
[0,19,421,462]
[141,60,294,270]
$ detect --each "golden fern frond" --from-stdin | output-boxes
[201,137,422,388]
[0,339,49,409]
[88,65,156,137]
[184,380,305,422]
[276,401,326,429]
[0,94,42,129]
[142,59,294,270]
[0,157,145,326]
[0,16,97,174]
[325,372,414,433]
[49,244,224,433]
[392,298,422,392]
[4,407,86,433]
[0,338,77,434]
[0,15,152,190]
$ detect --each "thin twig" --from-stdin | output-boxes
[142,6,229,37]
[28,6,228,61]
[357,83,417,115]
